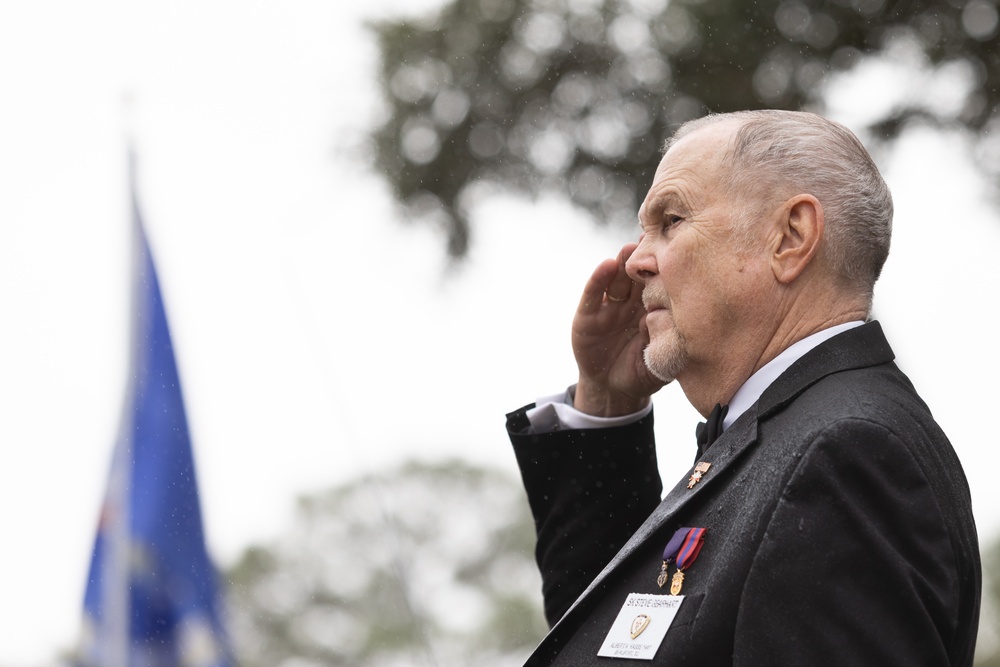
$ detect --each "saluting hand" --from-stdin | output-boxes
[571,243,666,417]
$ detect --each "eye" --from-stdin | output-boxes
[662,214,682,231]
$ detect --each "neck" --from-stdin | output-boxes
[678,298,868,417]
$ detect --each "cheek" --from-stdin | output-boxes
[671,269,734,333]
[657,248,694,292]
[717,256,768,305]
[658,249,708,307]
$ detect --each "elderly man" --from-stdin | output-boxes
[507,110,980,666]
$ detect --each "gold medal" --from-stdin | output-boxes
[658,527,706,592]
[670,569,685,596]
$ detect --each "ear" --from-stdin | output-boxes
[770,194,823,285]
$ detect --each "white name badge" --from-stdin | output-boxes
[597,593,684,660]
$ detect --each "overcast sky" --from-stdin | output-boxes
[1,2,998,664]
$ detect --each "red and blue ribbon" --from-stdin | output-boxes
[663,526,706,571]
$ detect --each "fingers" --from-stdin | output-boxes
[578,257,619,314]
[605,243,639,302]
[578,243,640,314]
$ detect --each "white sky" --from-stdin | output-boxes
[1,2,998,665]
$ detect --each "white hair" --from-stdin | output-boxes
[668,110,893,305]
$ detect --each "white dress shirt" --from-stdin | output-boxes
[526,321,864,434]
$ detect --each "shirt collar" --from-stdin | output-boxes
[723,321,865,429]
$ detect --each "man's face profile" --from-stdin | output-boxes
[626,121,772,386]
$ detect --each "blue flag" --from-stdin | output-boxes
[78,179,231,667]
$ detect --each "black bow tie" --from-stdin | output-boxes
[695,403,728,459]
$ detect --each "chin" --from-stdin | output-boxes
[645,362,677,384]
[643,333,688,383]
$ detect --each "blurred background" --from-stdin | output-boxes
[2,0,999,664]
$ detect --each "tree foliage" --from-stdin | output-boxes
[223,459,547,667]
[369,0,1000,257]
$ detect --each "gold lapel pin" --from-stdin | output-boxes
[687,461,712,489]
[630,614,651,639]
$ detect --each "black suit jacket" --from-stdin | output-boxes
[508,322,980,666]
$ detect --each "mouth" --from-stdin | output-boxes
[641,295,668,314]
[641,285,670,315]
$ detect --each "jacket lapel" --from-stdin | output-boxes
[755,320,894,421]
[532,321,897,656]
[548,408,758,629]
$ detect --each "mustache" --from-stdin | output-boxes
[642,283,669,311]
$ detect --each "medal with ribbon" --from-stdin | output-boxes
[656,527,706,595]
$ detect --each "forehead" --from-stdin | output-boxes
[641,122,738,216]
[658,121,737,180]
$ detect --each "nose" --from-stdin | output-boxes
[626,232,657,284]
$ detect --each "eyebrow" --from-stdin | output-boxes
[640,191,688,228]
[647,191,686,211]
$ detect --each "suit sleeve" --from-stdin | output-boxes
[507,404,663,626]
[734,418,978,666]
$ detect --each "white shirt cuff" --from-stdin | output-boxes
[524,385,653,433]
